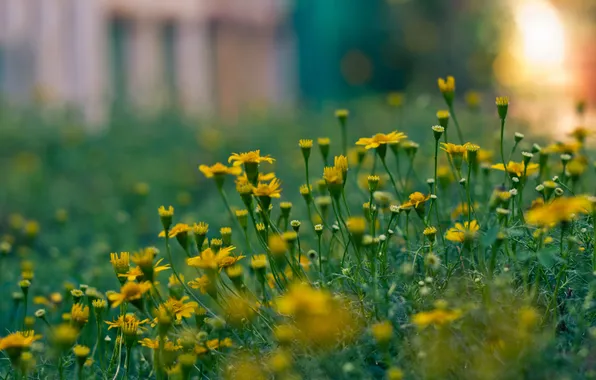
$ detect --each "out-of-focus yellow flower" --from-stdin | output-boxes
[445,221,479,243]
[542,141,582,155]
[412,307,462,329]
[438,76,455,94]
[0,331,42,358]
[199,163,242,178]
[451,202,479,219]
[568,126,593,143]
[526,196,591,227]
[491,161,539,177]
[139,337,181,351]
[356,131,408,150]
[71,303,89,326]
[188,275,211,294]
[371,321,393,346]
[387,92,405,107]
[440,142,467,156]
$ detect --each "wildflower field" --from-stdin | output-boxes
[1,78,596,380]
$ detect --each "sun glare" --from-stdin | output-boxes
[515,0,566,67]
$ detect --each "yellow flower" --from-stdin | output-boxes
[158,205,174,218]
[108,281,152,308]
[401,192,430,209]
[542,141,582,155]
[228,150,275,166]
[192,222,209,236]
[323,166,343,185]
[252,178,282,198]
[0,331,42,353]
[186,246,243,270]
[371,321,393,345]
[412,308,462,329]
[440,142,467,156]
[299,139,313,148]
[251,254,268,270]
[451,202,478,219]
[73,344,90,358]
[71,303,89,326]
[105,314,149,330]
[465,91,481,108]
[568,126,592,142]
[491,161,539,177]
[158,223,192,238]
[334,155,349,173]
[445,220,480,243]
[478,149,493,164]
[139,337,181,351]
[160,296,199,320]
[387,92,404,107]
[199,163,242,178]
[188,275,211,294]
[355,131,408,150]
[526,196,591,227]
[110,252,130,275]
[437,76,455,93]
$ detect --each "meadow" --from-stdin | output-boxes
[1,77,595,379]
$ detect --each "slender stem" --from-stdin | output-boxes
[380,156,403,202]
[499,118,508,185]
[448,104,464,144]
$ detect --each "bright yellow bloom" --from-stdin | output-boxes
[323,166,343,185]
[355,131,408,150]
[105,314,149,330]
[495,96,509,106]
[0,331,42,351]
[107,281,152,308]
[236,172,276,187]
[252,178,282,198]
[401,192,430,209]
[371,321,393,345]
[160,296,199,320]
[73,344,90,358]
[199,163,242,178]
[71,303,89,325]
[158,205,174,218]
[110,252,130,274]
[526,196,592,227]
[437,76,455,93]
[491,161,539,177]
[440,142,467,155]
[445,220,480,243]
[299,139,313,148]
[412,308,462,328]
[186,246,243,270]
[334,155,349,173]
[158,223,192,238]
[228,150,275,166]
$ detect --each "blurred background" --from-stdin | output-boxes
[0,0,595,127]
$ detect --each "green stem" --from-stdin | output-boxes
[499,118,508,185]
[448,104,464,144]
[380,156,403,202]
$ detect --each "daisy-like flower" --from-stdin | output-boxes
[445,220,480,243]
[228,150,275,167]
[71,303,89,327]
[159,296,199,320]
[105,313,149,330]
[108,281,152,308]
[355,131,408,150]
[491,161,539,178]
[0,331,42,359]
[236,172,276,188]
[186,246,243,270]
[526,196,592,227]
[158,223,192,238]
[401,192,430,210]
[199,163,242,178]
[440,142,467,156]
[252,178,282,198]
